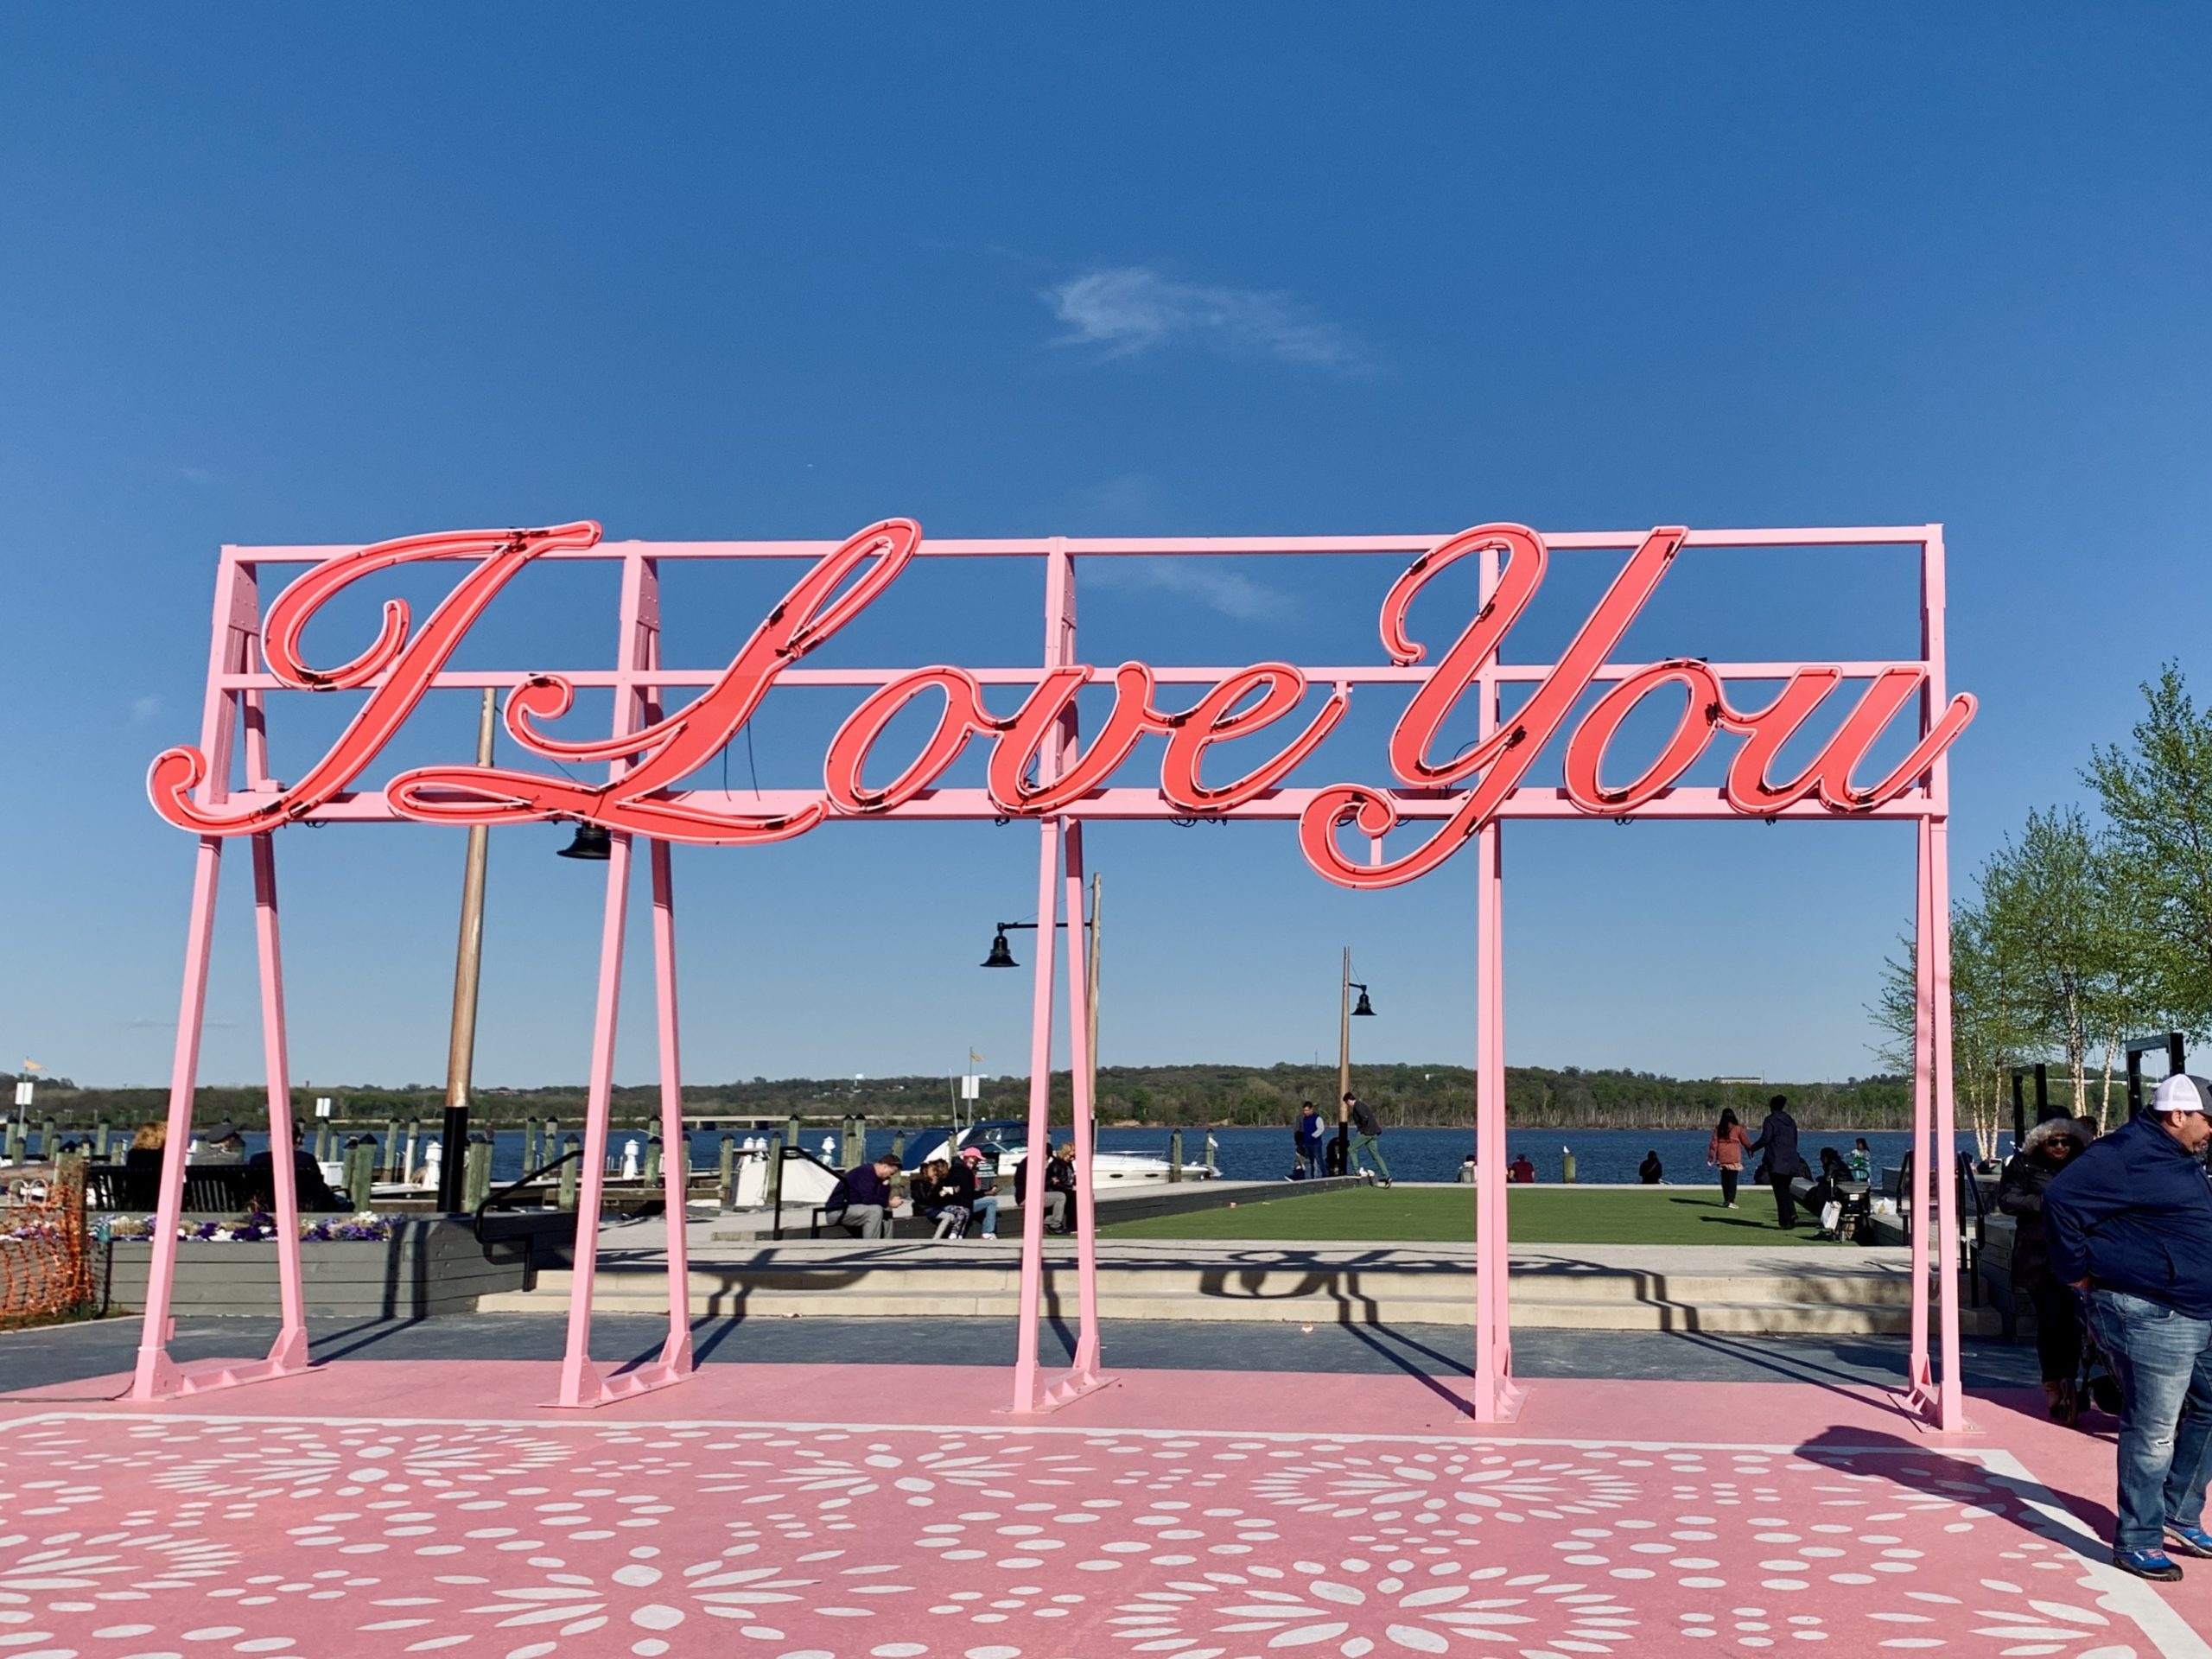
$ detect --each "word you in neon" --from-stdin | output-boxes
[149,518,1975,889]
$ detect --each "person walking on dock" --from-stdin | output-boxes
[1344,1092,1391,1187]
[2046,1073,2212,1581]
[1749,1095,1808,1229]
[1707,1108,1754,1209]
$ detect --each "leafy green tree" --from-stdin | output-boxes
[1872,897,2037,1159]
[1978,806,2116,1115]
[2085,664,2212,1038]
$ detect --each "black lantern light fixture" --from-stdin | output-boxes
[1351,983,1376,1018]
[978,912,1095,969]
[556,823,613,861]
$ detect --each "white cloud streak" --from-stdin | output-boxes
[1046,267,1364,370]
[1085,557,1294,622]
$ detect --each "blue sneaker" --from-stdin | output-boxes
[2165,1523,2212,1559]
[2115,1547,2183,1581]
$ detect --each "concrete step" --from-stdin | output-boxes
[479,1261,1998,1336]
[505,1258,1930,1303]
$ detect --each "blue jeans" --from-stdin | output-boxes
[2087,1288,2212,1551]
[969,1196,1000,1236]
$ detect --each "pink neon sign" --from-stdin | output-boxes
[149,518,1975,889]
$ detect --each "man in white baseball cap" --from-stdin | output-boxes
[2047,1071,2212,1580]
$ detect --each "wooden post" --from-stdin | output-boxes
[557,1135,581,1211]
[346,1137,374,1211]
[439,688,498,1212]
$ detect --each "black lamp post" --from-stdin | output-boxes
[1335,952,1377,1176]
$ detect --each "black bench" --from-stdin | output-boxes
[82,1162,349,1217]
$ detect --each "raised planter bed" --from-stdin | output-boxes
[99,1212,575,1319]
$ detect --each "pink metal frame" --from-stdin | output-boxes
[134,524,1971,1433]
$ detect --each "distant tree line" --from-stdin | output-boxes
[1870,664,2212,1156]
[6,1063,1911,1135]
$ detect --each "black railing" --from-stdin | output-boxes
[473,1146,584,1243]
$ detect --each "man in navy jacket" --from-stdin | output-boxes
[823,1154,904,1239]
[2045,1073,2212,1580]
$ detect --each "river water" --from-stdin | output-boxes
[203,1122,1994,1189]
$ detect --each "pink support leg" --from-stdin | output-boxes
[248,831,310,1374]
[1051,817,1111,1406]
[1902,817,1938,1421]
[1927,817,1971,1432]
[130,835,226,1401]
[546,830,655,1408]
[1471,820,1522,1424]
[649,836,696,1379]
[1007,817,1061,1414]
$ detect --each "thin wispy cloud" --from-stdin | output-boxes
[1046,266,1365,371]
[1086,557,1295,622]
[129,694,163,724]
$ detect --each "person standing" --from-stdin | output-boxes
[1707,1108,1755,1209]
[1344,1091,1391,1187]
[1748,1095,1809,1229]
[1848,1137,1873,1183]
[2046,1074,2212,1580]
[1997,1116,2094,1422]
[1294,1102,1325,1179]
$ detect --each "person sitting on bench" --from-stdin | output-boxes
[245,1124,347,1212]
[823,1153,904,1239]
[911,1157,970,1239]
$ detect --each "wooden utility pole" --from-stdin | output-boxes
[439,688,497,1210]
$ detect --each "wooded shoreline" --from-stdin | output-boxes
[5,1062,1919,1133]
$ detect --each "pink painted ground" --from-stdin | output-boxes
[3,1360,2206,1658]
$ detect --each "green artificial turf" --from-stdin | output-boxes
[1099,1185,1831,1244]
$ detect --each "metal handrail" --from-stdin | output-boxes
[771,1141,849,1241]
[1955,1149,1987,1306]
[474,1146,584,1242]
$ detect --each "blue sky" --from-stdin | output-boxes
[4,5,2209,1090]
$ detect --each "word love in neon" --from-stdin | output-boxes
[148,518,1975,890]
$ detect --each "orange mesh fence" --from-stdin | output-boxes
[0,1166,92,1324]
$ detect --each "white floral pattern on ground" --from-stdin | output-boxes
[0,1415,2193,1658]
